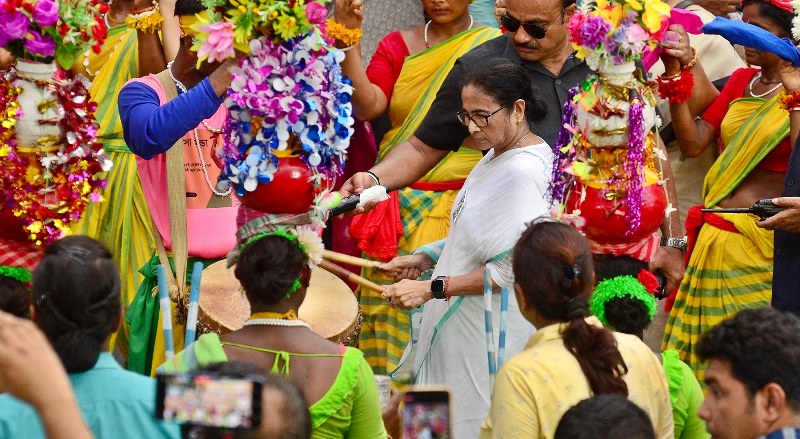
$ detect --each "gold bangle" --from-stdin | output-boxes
[659,71,682,81]
[682,47,698,70]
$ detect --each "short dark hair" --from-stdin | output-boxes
[461,59,548,123]
[742,0,796,41]
[697,308,800,409]
[200,362,312,439]
[0,275,30,318]
[513,220,629,396]
[555,395,656,439]
[234,235,307,306]
[33,236,121,373]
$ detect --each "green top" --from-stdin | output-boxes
[662,349,710,439]
[158,333,386,438]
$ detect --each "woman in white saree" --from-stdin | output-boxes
[380,59,554,438]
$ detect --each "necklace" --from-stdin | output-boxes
[490,131,531,161]
[424,14,474,49]
[103,0,114,29]
[242,319,311,328]
[748,72,782,98]
[166,60,232,197]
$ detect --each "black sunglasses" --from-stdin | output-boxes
[500,9,565,39]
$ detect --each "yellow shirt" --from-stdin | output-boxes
[479,316,674,439]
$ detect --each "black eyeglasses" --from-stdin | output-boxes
[456,105,507,128]
[500,9,565,39]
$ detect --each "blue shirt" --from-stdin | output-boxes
[0,353,180,439]
[118,76,223,160]
[760,429,800,439]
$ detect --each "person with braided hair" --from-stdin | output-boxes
[480,221,673,439]
[591,254,709,439]
[0,236,179,439]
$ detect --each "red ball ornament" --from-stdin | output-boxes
[566,182,667,244]
[235,156,316,214]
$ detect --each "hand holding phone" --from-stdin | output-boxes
[156,373,263,430]
[403,388,452,439]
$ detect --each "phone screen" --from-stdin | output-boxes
[156,373,262,429]
[403,390,451,439]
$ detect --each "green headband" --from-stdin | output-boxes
[589,275,657,328]
[0,266,32,284]
[239,228,308,299]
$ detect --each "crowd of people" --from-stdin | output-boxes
[4,0,800,437]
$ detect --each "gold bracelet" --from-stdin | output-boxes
[659,70,682,81]
[682,47,698,70]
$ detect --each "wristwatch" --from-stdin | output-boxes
[660,236,688,254]
[431,276,447,300]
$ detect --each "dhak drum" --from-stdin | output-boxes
[198,260,363,346]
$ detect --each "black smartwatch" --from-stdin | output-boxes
[431,276,447,300]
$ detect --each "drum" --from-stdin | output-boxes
[198,261,362,345]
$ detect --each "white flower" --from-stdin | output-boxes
[292,225,324,265]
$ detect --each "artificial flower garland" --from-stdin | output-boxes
[588,270,658,327]
[656,69,694,104]
[0,0,108,68]
[188,0,329,65]
[0,69,112,246]
[218,33,354,196]
[779,89,800,111]
[125,5,164,33]
[325,19,362,46]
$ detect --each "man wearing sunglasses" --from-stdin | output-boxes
[340,0,686,295]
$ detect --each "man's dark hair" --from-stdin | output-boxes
[697,308,800,409]
[33,236,121,373]
[199,362,312,439]
[555,395,655,439]
[174,0,204,16]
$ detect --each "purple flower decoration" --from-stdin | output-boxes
[25,29,56,57]
[0,10,31,42]
[305,1,327,26]
[579,15,611,50]
[33,0,59,27]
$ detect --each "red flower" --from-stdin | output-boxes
[21,1,34,13]
[637,269,660,295]
[98,2,108,13]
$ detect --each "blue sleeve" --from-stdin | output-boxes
[118,78,224,160]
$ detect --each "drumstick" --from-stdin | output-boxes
[319,260,386,294]
[322,250,383,269]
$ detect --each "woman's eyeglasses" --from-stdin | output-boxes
[499,10,565,39]
[456,105,507,128]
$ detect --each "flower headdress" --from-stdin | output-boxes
[227,212,324,297]
[567,0,670,71]
[189,0,328,65]
[217,33,354,196]
[0,0,108,69]
[0,265,31,285]
[588,269,659,327]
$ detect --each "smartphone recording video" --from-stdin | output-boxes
[403,388,452,439]
[156,373,263,429]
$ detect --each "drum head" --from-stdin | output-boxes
[198,261,359,340]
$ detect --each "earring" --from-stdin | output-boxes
[517,118,522,125]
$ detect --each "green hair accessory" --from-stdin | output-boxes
[589,275,657,327]
[239,228,308,299]
[0,266,32,284]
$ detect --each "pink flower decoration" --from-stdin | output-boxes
[305,1,327,26]
[198,21,235,64]
[33,0,59,27]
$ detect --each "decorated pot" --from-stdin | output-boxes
[12,60,64,149]
[235,155,316,214]
[574,62,657,148]
[566,178,667,244]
